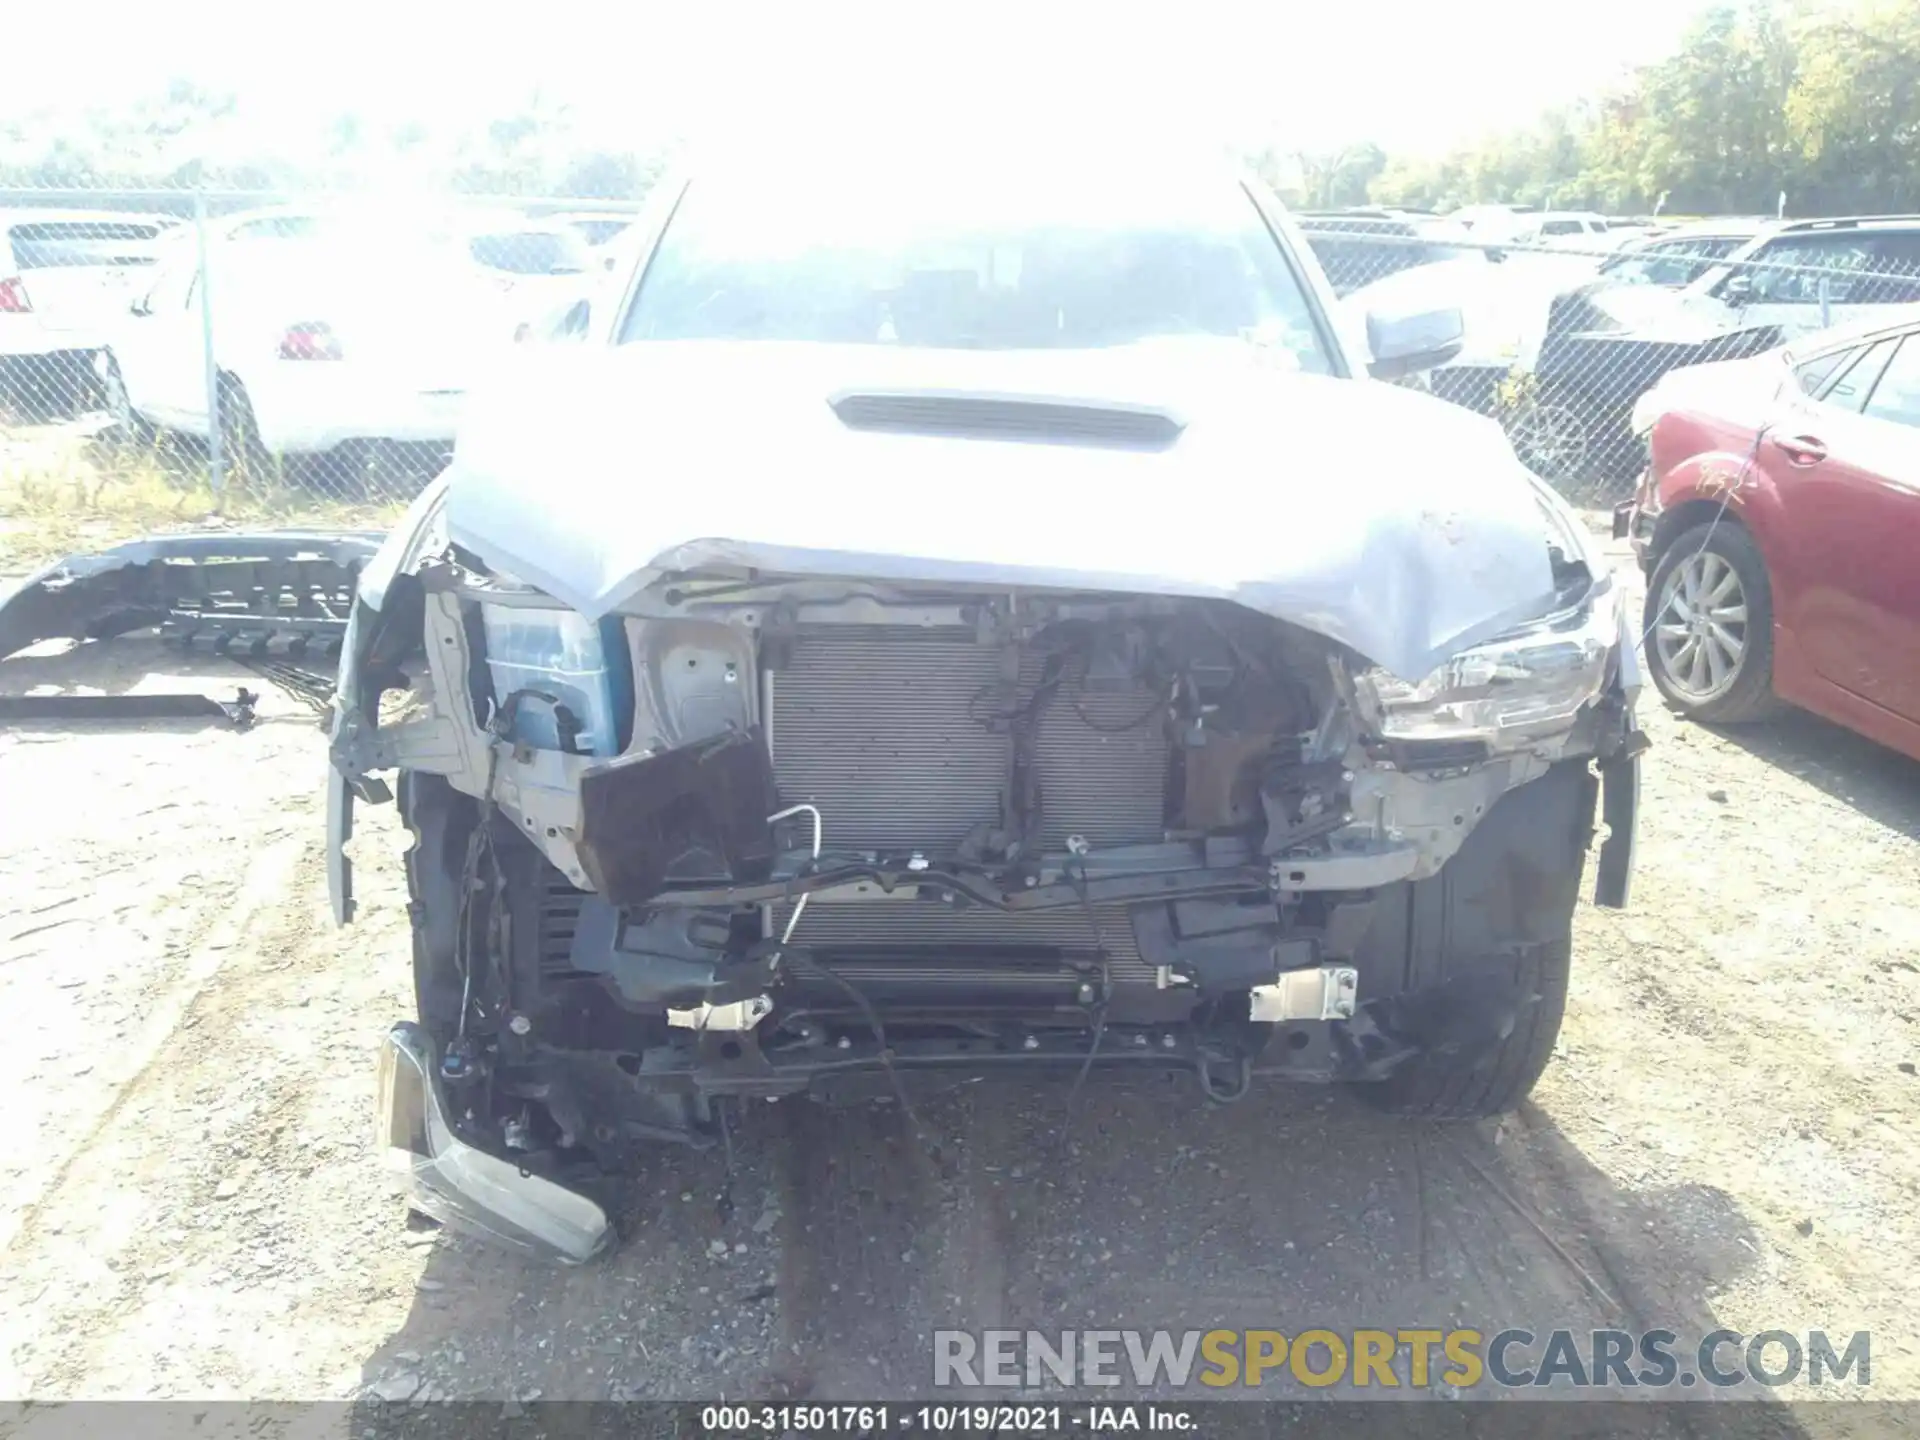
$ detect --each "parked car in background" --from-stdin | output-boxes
[1517,212,1611,248]
[1682,216,1920,338]
[1294,208,1481,296]
[1555,216,1920,345]
[96,208,531,468]
[453,210,607,348]
[1620,305,1920,761]
[1339,249,1560,417]
[1603,216,1672,238]
[1512,312,1786,485]
[547,210,639,250]
[1448,204,1538,245]
[458,209,599,300]
[188,202,599,322]
[0,209,179,417]
[1593,219,1771,289]
[1505,217,1920,484]
[327,142,1641,1260]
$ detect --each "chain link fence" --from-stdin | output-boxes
[5,186,1920,555]
[1296,210,1920,504]
[0,186,639,556]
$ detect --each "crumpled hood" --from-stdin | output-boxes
[444,340,1564,681]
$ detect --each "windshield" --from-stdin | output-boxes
[1598,235,1748,287]
[616,168,1335,371]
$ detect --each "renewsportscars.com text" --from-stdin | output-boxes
[933,1328,1871,1391]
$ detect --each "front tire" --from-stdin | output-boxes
[0,354,80,422]
[98,351,157,446]
[1360,936,1571,1119]
[1504,384,1593,482]
[1352,759,1594,1121]
[216,374,272,484]
[1643,521,1780,724]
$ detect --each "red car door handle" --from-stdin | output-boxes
[1773,434,1828,465]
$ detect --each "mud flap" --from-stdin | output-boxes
[1593,742,1643,910]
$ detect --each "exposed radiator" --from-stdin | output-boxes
[766,627,1169,854]
[537,876,589,975]
[540,885,1152,991]
[775,898,1142,957]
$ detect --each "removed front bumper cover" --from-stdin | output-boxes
[0,529,382,664]
[376,1022,612,1264]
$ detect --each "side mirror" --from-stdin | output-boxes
[1365,303,1465,381]
[1720,271,1754,305]
[129,297,151,317]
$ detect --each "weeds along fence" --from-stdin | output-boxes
[0,185,643,552]
[5,186,1920,552]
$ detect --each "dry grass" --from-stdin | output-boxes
[0,421,408,574]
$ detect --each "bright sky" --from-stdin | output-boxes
[15,0,1716,159]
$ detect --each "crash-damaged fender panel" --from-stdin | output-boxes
[0,530,385,663]
[442,341,1566,683]
[1333,754,1599,1079]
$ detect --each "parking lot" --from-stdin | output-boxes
[2,494,1916,1410]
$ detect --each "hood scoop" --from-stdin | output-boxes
[828,389,1187,450]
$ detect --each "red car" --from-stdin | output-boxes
[1618,307,1920,761]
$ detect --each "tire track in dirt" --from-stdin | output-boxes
[0,833,313,1261]
[767,1096,949,1399]
[750,1070,1639,1402]
[0,838,332,1393]
[925,1089,1017,1355]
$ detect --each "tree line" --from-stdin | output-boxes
[1258,0,1917,218]
[0,83,670,200]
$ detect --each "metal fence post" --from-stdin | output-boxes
[193,191,224,497]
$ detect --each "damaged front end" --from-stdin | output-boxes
[331,484,1641,1260]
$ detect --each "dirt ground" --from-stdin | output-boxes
[0,517,1916,1429]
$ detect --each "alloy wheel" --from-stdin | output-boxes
[1507,398,1591,480]
[1652,548,1750,704]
